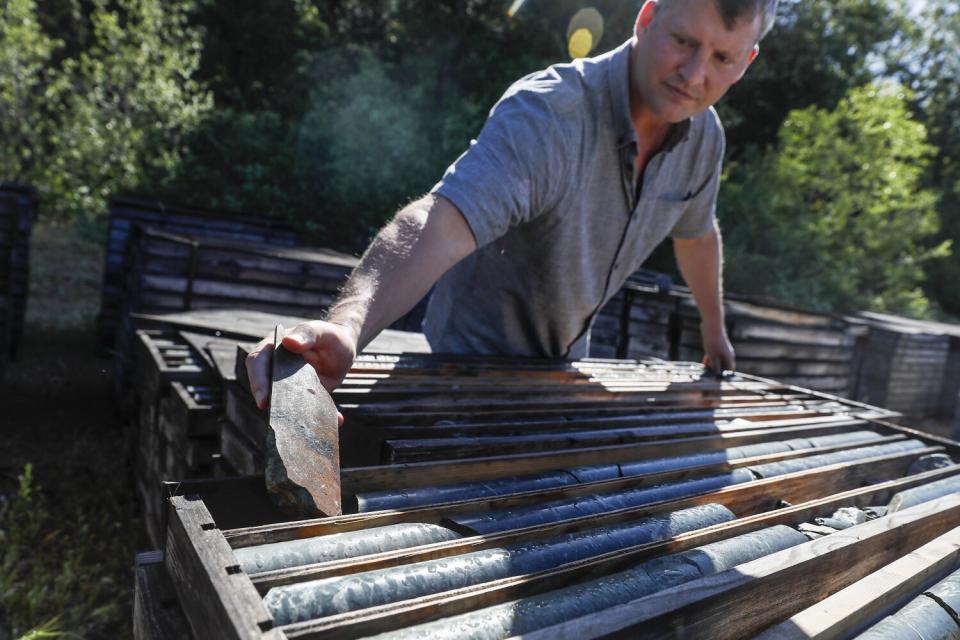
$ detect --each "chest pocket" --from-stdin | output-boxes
[639,196,692,243]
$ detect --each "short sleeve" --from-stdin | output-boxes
[669,155,722,239]
[431,91,566,248]
[670,114,726,238]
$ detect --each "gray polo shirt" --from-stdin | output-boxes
[424,39,724,358]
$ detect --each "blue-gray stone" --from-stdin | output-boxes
[262,504,734,625]
[364,525,807,640]
[747,440,926,479]
[889,474,960,513]
[233,523,461,573]
[447,470,755,535]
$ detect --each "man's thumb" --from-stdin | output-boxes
[281,331,312,352]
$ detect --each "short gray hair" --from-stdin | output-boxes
[658,0,779,41]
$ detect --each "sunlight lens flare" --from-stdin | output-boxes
[566,8,604,59]
[507,0,526,18]
[568,28,594,59]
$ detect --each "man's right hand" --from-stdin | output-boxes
[245,320,358,413]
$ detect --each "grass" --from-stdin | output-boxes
[1,222,145,640]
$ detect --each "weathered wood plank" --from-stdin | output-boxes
[247,449,943,592]
[164,495,281,640]
[229,446,945,549]
[340,420,871,493]
[519,494,960,640]
[133,550,192,640]
[756,525,960,639]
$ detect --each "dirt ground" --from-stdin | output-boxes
[1,224,145,640]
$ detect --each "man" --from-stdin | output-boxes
[246,0,777,410]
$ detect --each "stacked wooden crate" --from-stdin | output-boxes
[97,197,299,349]
[595,274,863,397]
[678,295,864,397]
[131,346,960,639]
[943,337,960,431]
[855,313,960,425]
[127,308,432,546]
[0,184,36,376]
[130,327,222,546]
[121,227,357,320]
[590,286,677,360]
[102,199,360,415]
[855,313,952,420]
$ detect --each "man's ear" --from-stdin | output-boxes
[635,1,658,36]
[733,44,759,83]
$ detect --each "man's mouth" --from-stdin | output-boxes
[665,83,696,102]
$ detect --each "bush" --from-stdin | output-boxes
[721,82,948,316]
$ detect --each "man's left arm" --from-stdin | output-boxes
[673,221,735,373]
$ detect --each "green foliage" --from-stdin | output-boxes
[897,1,960,316]
[0,0,64,181]
[719,0,910,152]
[721,82,947,316]
[158,108,302,220]
[0,0,211,225]
[293,50,481,244]
[42,0,211,223]
[0,464,138,640]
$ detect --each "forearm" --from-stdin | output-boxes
[325,194,476,351]
[673,224,726,330]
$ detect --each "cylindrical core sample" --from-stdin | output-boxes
[263,503,735,625]
[364,525,808,640]
[233,523,461,573]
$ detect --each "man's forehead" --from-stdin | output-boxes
[654,0,763,45]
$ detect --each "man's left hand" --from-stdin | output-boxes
[701,322,735,374]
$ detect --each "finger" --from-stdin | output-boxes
[702,354,718,374]
[245,338,275,409]
[337,411,344,428]
[281,322,320,353]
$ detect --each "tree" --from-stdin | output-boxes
[720,82,947,316]
[0,0,65,181]
[897,1,960,316]
[719,0,910,154]
[45,0,211,223]
[0,0,211,224]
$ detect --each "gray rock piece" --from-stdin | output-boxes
[855,589,960,640]
[889,474,960,513]
[908,454,955,476]
[446,470,755,535]
[365,525,807,640]
[233,523,461,573]
[746,440,926,479]
[263,504,735,625]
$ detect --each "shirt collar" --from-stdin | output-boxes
[607,39,691,153]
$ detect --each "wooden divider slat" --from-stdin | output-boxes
[247,446,942,592]
[340,419,870,493]
[757,525,960,639]
[277,468,960,639]
[165,496,281,640]
[518,494,960,640]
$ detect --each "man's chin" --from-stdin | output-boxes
[657,105,700,124]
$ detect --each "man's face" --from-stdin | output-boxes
[630,0,761,124]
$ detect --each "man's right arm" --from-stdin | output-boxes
[245,193,476,408]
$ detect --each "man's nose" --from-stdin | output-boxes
[679,50,709,89]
